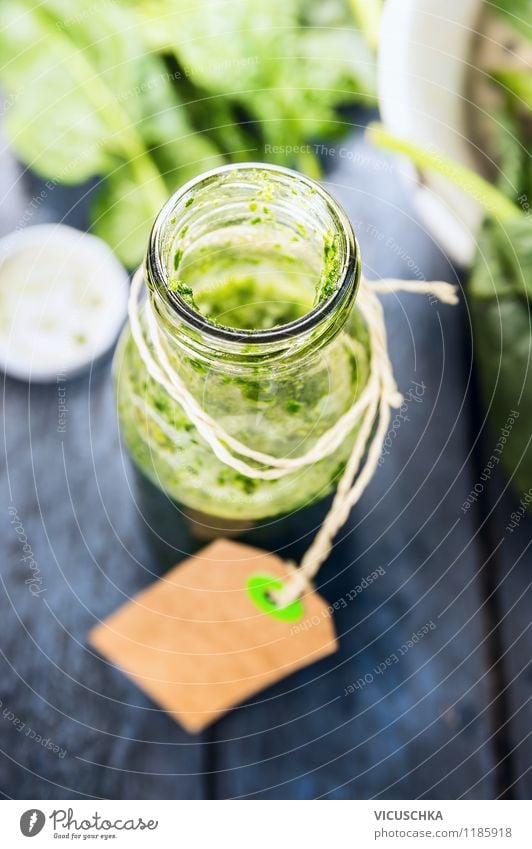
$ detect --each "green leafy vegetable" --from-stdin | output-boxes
[369,119,532,506]
[492,68,532,111]
[0,0,156,186]
[489,0,532,41]
[0,0,194,261]
[469,217,532,300]
[132,0,376,174]
[0,0,377,266]
[469,218,532,499]
[472,1,532,501]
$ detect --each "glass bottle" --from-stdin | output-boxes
[113,164,369,564]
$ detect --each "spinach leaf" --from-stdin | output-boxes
[369,123,532,504]
[89,56,225,266]
[131,0,377,175]
[492,68,532,112]
[0,0,377,266]
[90,169,162,271]
[489,110,530,199]
[0,0,168,263]
[469,217,532,299]
[491,0,532,41]
[132,53,225,185]
[470,218,532,499]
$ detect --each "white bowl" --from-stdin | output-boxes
[378,0,484,266]
[0,224,129,382]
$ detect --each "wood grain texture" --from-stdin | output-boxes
[207,139,498,799]
[477,472,532,800]
[0,130,525,800]
[1,368,210,798]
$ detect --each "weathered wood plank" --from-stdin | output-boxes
[0,134,504,800]
[1,368,209,798]
[0,142,208,799]
[477,471,532,800]
[209,139,497,799]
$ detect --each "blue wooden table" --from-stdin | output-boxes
[1,131,530,799]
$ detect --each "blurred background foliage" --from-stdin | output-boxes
[0,0,381,266]
[1,0,532,506]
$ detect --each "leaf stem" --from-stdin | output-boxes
[35,5,167,216]
[347,0,383,52]
[367,122,522,222]
[296,148,323,181]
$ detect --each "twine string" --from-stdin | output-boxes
[129,267,458,605]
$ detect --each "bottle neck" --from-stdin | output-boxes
[145,163,360,375]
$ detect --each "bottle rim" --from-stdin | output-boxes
[146,162,359,346]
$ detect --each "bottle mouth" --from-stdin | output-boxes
[146,162,359,345]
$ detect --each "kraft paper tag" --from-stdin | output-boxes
[89,540,337,733]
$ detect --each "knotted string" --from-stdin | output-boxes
[129,267,458,605]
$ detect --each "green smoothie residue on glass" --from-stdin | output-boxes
[114,169,369,521]
[169,249,315,330]
[168,223,341,331]
[316,231,341,304]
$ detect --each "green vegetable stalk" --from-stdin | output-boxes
[368,122,532,507]
[347,0,383,52]
[367,123,520,223]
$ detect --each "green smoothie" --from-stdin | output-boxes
[114,164,369,523]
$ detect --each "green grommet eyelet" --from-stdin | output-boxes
[246,574,304,622]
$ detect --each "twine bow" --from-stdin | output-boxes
[129,268,458,605]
